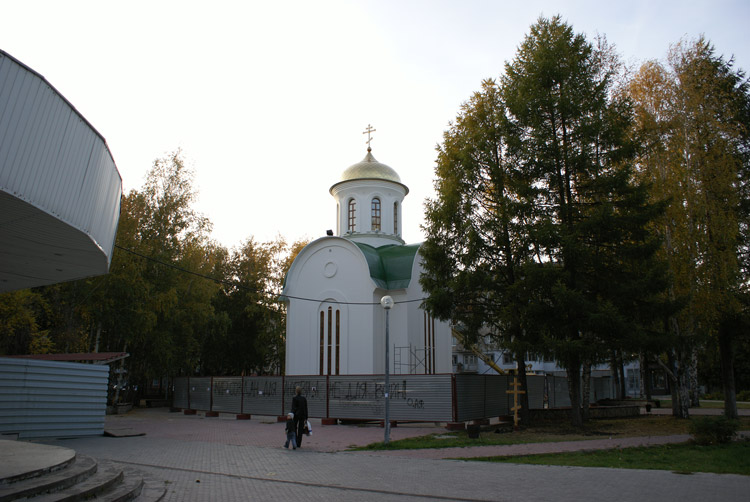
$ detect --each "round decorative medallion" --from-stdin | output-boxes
[323,261,337,278]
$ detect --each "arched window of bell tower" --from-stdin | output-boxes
[347,198,356,233]
[371,197,381,231]
[393,201,399,235]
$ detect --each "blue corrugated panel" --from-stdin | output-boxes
[0,357,108,438]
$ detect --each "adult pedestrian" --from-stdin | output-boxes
[291,386,308,448]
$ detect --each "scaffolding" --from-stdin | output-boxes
[394,344,434,374]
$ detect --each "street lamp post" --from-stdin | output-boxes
[380,295,394,445]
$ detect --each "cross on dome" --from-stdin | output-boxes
[363,124,376,151]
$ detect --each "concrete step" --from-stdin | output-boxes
[29,462,123,502]
[129,470,168,502]
[0,440,76,485]
[97,468,144,502]
[90,465,167,502]
[0,441,165,502]
[0,455,97,502]
[134,482,168,502]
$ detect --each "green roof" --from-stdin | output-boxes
[353,242,420,290]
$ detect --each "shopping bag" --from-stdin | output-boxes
[305,420,312,435]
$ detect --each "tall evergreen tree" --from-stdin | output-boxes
[500,16,666,426]
[421,79,534,422]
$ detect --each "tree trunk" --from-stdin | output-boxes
[689,347,701,407]
[640,352,652,400]
[719,327,738,419]
[114,342,128,406]
[676,364,691,418]
[566,361,583,427]
[664,352,690,418]
[581,361,591,422]
[617,353,626,399]
[610,353,621,399]
[515,353,531,425]
[94,322,102,353]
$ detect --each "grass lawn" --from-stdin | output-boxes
[464,440,750,476]
[353,415,750,451]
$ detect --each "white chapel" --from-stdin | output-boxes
[282,137,452,376]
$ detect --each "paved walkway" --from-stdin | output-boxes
[24,407,748,501]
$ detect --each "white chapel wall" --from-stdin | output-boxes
[285,238,377,375]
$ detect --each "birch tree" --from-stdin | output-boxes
[629,38,750,419]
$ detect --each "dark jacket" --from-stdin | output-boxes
[285,418,295,434]
[291,394,308,421]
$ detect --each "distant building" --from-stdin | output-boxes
[283,143,452,376]
[451,332,643,397]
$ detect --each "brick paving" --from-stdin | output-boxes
[31,408,750,502]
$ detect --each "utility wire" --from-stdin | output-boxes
[114,244,427,307]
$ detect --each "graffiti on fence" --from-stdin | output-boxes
[244,379,279,399]
[328,379,409,401]
[284,378,326,400]
[212,379,241,397]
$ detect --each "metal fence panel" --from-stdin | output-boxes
[173,372,599,420]
[327,374,452,421]
[485,375,510,416]
[526,375,546,409]
[454,374,485,422]
[388,374,452,421]
[456,374,522,420]
[549,376,571,408]
[173,378,188,409]
[591,376,613,401]
[242,376,283,416]
[327,375,385,420]
[0,357,108,438]
[283,377,328,418]
[188,377,211,411]
[212,377,242,413]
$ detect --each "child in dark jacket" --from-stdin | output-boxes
[284,412,296,449]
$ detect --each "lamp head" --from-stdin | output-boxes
[380,295,394,310]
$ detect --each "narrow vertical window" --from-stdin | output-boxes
[431,315,436,373]
[423,310,428,374]
[393,202,398,234]
[327,307,333,375]
[335,309,341,375]
[371,197,381,231]
[347,199,356,232]
[424,310,435,374]
[319,311,324,375]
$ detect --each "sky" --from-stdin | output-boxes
[1,0,748,250]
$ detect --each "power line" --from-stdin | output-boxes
[113,244,427,307]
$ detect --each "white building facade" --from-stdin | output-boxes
[283,147,452,376]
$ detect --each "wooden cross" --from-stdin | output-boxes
[363,124,376,149]
[506,376,526,430]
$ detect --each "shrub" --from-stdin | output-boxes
[689,416,739,445]
[702,391,724,400]
[703,390,750,401]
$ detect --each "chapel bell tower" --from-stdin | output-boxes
[329,125,409,248]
